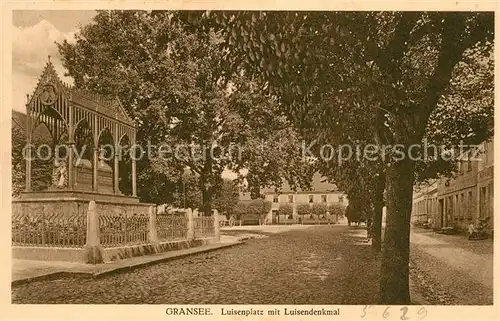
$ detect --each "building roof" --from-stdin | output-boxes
[28,58,134,127]
[262,172,339,195]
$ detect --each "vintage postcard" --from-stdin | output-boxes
[1,1,498,321]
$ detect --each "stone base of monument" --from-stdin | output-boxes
[12,246,86,262]
[18,190,139,204]
[100,238,213,263]
[12,239,215,264]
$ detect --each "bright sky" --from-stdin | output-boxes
[12,10,96,113]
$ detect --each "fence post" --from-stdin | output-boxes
[213,213,220,242]
[186,208,195,240]
[83,201,104,264]
[148,206,158,245]
[41,206,46,246]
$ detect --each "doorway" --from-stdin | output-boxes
[271,210,278,225]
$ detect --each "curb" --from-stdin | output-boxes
[92,241,244,278]
[12,241,245,286]
[11,271,92,286]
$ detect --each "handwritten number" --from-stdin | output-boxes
[361,305,372,318]
[400,306,409,320]
[417,307,428,320]
[383,307,390,318]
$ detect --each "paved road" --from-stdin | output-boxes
[409,229,493,305]
[12,225,381,304]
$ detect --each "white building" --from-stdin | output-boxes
[261,173,348,224]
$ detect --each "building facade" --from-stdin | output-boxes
[411,138,494,235]
[411,182,438,227]
[262,173,348,224]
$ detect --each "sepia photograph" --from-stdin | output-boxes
[4,4,496,318]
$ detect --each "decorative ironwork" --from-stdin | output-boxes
[24,58,137,194]
[12,204,86,247]
[193,216,215,238]
[99,212,149,248]
[156,214,188,241]
[39,84,58,106]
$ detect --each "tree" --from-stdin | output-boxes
[12,117,54,196]
[177,11,493,303]
[170,172,202,210]
[296,203,312,217]
[57,11,290,216]
[249,199,272,224]
[328,203,346,222]
[277,203,293,219]
[324,156,386,250]
[233,199,271,224]
[311,203,328,218]
[213,179,240,218]
[233,122,316,199]
[12,122,26,197]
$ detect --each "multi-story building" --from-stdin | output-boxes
[411,182,438,227]
[262,173,348,224]
[476,139,494,234]
[411,137,494,236]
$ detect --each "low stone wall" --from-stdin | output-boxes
[12,246,84,262]
[12,238,214,263]
[103,238,213,262]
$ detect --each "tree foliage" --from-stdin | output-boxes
[175,10,494,304]
[277,203,293,217]
[12,120,54,196]
[296,203,312,216]
[58,10,312,213]
[310,203,328,217]
[212,179,240,218]
[234,199,272,220]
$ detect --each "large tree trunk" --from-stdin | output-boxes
[201,186,213,217]
[380,157,415,304]
[372,171,386,252]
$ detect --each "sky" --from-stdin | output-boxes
[12,10,97,113]
[11,10,239,180]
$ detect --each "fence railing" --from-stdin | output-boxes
[194,216,215,238]
[13,203,218,249]
[12,205,86,247]
[156,213,188,241]
[99,213,149,248]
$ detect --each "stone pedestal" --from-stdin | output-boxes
[83,201,104,264]
[148,206,158,245]
[214,213,220,242]
[186,209,195,240]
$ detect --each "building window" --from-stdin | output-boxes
[288,195,294,203]
[273,195,278,203]
[321,195,327,203]
[308,195,314,203]
[338,195,344,203]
